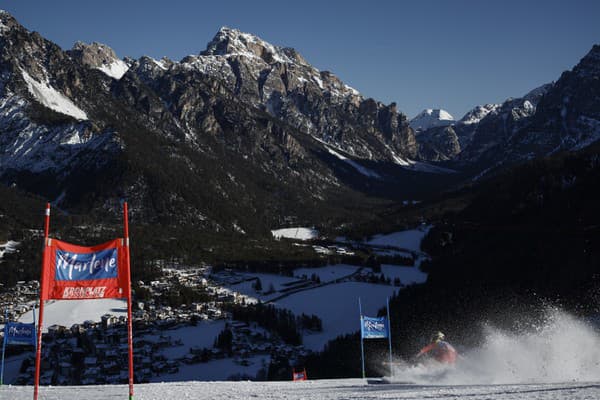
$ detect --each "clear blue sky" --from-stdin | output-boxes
[2,0,599,119]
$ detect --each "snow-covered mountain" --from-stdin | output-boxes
[0,11,425,231]
[68,41,130,80]
[0,8,598,228]
[409,109,455,132]
[136,26,418,163]
[415,50,600,170]
[458,103,500,126]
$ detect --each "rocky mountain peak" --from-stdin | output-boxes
[571,44,600,78]
[523,83,553,103]
[458,104,500,125]
[201,26,307,66]
[71,41,118,62]
[68,41,129,79]
[0,10,21,35]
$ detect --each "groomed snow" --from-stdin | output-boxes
[271,227,318,240]
[18,298,127,331]
[20,69,88,120]
[2,379,597,400]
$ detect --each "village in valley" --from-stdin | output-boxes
[0,226,430,385]
[1,267,306,385]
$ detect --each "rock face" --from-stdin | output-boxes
[174,27,418,162]
[0,11,122,200]
[0,13,426,232]
[454,44,600,171]
[455,85,551,164]
[416,126,461,161]
[68,42,129,79]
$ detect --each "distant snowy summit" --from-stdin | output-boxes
[458,104,500,125]
[410,109,455,132]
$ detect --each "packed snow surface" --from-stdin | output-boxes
[18,298,127,331]
[20,69,88,120]
[2,379,598,400]
[271,227,318,240]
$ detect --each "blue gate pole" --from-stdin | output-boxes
[1,309,8,386]
[359,297,365,379]
[386,297,393,378]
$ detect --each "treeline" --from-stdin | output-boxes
[225,303,322,345]
[213,248,414,278]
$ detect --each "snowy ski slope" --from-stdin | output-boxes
[2,379,599,400]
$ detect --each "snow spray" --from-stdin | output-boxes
[392,309,600,385]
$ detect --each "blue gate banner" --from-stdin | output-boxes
[5,322,36,345]
[361,316,388,339]
[55,248,118,281]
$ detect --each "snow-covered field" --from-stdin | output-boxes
[271,227,318,240]
[2,379,598,400]
[293,264,359,281]
[142,320,227,359]
[230,272,299,293]
[18,298,127,331]
[151,355,268,382]
[380,264,427,285]
[367,225,431,253]
[199,227,433,353]
[275,282,397,350]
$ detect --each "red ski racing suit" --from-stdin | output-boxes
[417,340,458,364]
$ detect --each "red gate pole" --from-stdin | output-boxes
[33,203,51,400]
[123,202,135,400]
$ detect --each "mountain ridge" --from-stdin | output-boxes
[0,10,598,234]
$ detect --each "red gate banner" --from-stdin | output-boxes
[40,238,128,300]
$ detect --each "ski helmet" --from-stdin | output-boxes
[431,331,445,342]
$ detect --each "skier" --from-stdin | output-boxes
[415,331,458,364]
